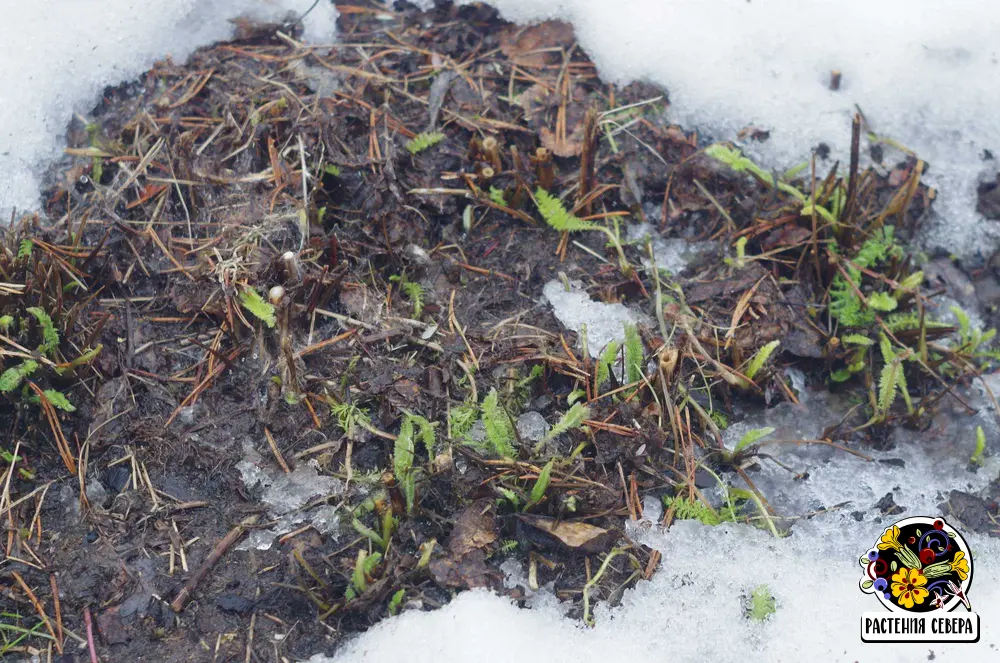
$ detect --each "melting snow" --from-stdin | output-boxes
[448,0,1000,263]
[310,384,1000,662]
[516,411,550,443]
[311,526,1000,663]
[543,278,647,358]
[627,222,711,276]
[0,0,337,216]
[235,441,343,550]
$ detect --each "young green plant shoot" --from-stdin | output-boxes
[535,188,632,276]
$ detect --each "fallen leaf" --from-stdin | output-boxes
[516,514,617,553]
[500,21,575,67]
[96,606,128,645]
[540,125,586,158]
[429,549,494,589]
[429,501,499,589]
[448,501,497,556]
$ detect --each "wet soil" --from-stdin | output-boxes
[1,1,998,662]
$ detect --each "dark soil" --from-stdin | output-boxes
[1,1,998,662]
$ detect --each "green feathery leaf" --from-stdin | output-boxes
[842,334,874,346]
[596,340,621,389]
[406,132,445,155]
[662,494,740,526]
[401,281,425,317]
[238,288,276,328]
[401,471,416,514]
[481,388,516,458]
[867,291,898,312]
[747,585,777,621]
[534,187,597,232]
[0,360,39,393]
[543,403,590,442]
[394,416,415,477]
[26,307,59,356]
[623,323,644,385]
[877,361,899,416]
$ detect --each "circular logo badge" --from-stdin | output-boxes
[859,516,973,613]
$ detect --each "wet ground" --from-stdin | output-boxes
[1,2,999,661]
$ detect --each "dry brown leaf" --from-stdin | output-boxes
[429,501,499,589]
[448,501,498,556]
[517,514,617,553]
[539,125,585,158]
[499,21,575,67]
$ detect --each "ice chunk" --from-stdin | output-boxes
[516,411,550,443]
[640,494,662,524]
[235,441,343,550]
[0,0,338,216]
[626,222,712,275]
[452,0,1000,262]
[543,278,647,358]
[722,384,1000,524]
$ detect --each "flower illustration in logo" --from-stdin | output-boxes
[950,551,970,581]
[859,516,974,613]
[890,567,928,609]
[877,525,902,551]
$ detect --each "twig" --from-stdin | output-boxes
[50,573,64,652]
[171,514,260,612]
[264,427,291,473]
[84,606,99,663]
[12,571,59,652]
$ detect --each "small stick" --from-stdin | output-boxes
[50,573,64,651]
[12,571,59,652]
[84,606,99,663]
[244,611,257,663]
[264,427,291,474]
[170,514,259,613]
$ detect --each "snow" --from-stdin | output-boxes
[627,222,712,275]
[235,440,343,551]
[0,0,337,216]
[543,278,647,358]
[452,0,1000,263]
[309,384,1000,662]
[313,529,1000,663]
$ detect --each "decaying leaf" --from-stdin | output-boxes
[429,549,494,589]
[499,21,575,67]
[516,514,617,553]
[429,501,499,589]
[448,501,498,556]
[517,83,590,157]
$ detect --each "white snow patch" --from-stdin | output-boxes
[543,278,647,358]
[235,440,343,550]
[310,524,1000,663]
[450,0,1000,262]
[627,222,711,275]
[308,380,1000,662]
[0,0,337,216]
